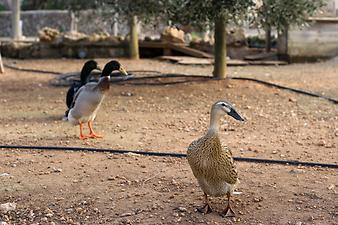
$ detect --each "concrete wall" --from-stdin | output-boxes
[288,18,338,60]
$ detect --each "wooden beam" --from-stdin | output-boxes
[139,41,213,58]
[168,43,213,58]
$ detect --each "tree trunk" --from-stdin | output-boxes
[213,16,227,79]
[0,52,4,73]
[265,25,271,52]
[277,27,289,61]
[129,15,139,60]
[11,0,21,40]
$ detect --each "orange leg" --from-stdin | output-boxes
[79,122,87,140]
[88,121,103,138]
[220,193,235,217]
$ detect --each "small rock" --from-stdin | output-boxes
[107,176,115,181]
[120,212,133,217]
[0,222,8,225]
[121,92,133,97]
[65,208,74,213]
[294,222,302,225]
[177,207,187,212]
[289,169,304,174]
[0,173,10,177]
[52,168,62,173]
[289,98,297,103]
[28,210,35,219]
[0,203,16,213]
[327,184,335,190]
[93,208,99,213]
[317,140,326,146]
[253,197,262,202]
[46,213,53,217]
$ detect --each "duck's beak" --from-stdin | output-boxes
[119,66,128,76]
[96,66,102,71]
[228,107,245,121]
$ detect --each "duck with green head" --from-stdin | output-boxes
[64,60,101,118]
[68,60,128,139]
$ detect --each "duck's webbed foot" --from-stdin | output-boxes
[219,205,235,217]
[88,133,103,139]
[197,203,213,214]
[197,193,212,214]
[79,134,88,140]
[88,121,103,138]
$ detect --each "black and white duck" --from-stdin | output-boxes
[68,60,128,139]
[64,60,101,118]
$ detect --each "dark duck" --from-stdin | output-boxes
[68,60,128,139]
[64,60,101,118]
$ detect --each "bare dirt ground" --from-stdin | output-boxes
[0,58,337,225]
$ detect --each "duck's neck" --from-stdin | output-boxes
[207,112,221,135]
[80,68,92,85]
[97,76,110,92]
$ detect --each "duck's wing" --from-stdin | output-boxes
[72,82,103,110]
[187,139,199,152]
[66,83,81,108]
[70,85,86,109]
[219,145,238,184]
[222,145,233,157]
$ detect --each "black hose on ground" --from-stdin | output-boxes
[0,145,337,169]
[4,63,337,104]
[4,63,60,75]
[229,76,338,104]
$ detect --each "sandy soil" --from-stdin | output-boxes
[0,58,337,225]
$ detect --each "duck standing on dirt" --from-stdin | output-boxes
[68,60,128,139]
[64,60,101,118]
[187,100,245,217]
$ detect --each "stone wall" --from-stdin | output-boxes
[0,10,71,37]
[0,9,165,39]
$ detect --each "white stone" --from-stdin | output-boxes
[0,202,17,213]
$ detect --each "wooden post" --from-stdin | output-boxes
[129,15,140,60]
[213,15,227,79]
[70,11,78,32]
[11,0,21,40]
[112,13,119,36]
[0,52,4,73]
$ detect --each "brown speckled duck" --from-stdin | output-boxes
[187,100,245,217]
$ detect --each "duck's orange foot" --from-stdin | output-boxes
[79,134,88,140]
[88,133,103,139]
